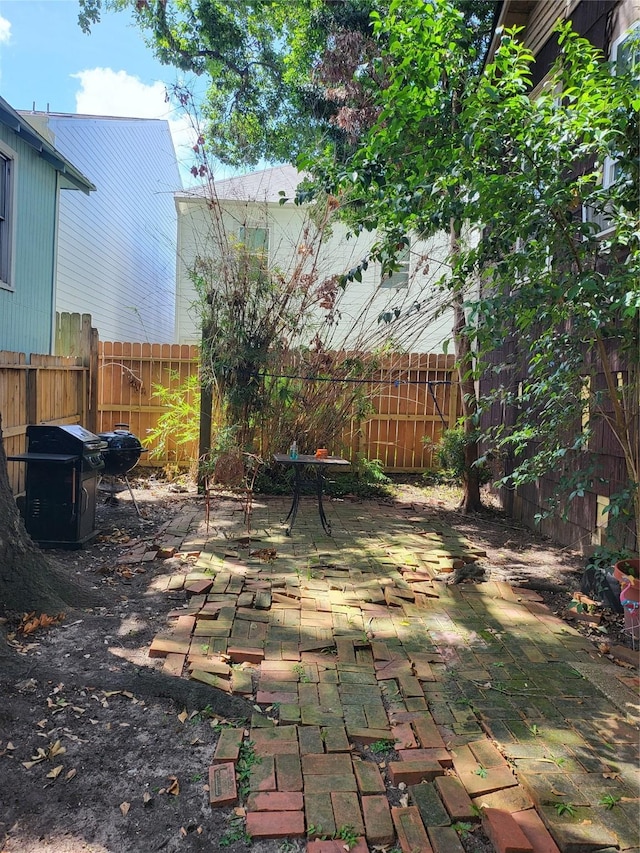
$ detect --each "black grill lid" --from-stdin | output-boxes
[27,424,107,455]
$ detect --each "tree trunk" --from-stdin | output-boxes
[450,223,483,515]
[0,418,99,615]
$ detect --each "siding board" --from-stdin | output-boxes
[0,124,58,354]
[27,114,181,343]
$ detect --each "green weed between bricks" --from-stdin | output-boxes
[306,825,360,850]
[369,739,397,756]
[219,814,250,847]
[554,802,577,817]
[236,740,260,800]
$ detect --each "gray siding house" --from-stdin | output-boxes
[21,112,182,343]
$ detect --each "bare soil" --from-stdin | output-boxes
[0,476,632,853]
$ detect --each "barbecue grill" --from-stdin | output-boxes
[98,424,147,516]
[99,424,145,476]
[8,424,107,548]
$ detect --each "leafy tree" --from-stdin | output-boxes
[77,0,380,165]
[300,0,497,512]
[462,24,639,544]
[301,3,638,539]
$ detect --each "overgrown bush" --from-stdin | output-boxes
[326,454,392,498]
[423,425,491,487]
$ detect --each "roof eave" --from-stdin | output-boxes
[0,99,96,194]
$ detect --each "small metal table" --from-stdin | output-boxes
[273,453,350,535]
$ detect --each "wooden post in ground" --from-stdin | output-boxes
[55,312,99,432]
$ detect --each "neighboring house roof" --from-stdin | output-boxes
[0,97,95,194]
[176,164,304,204]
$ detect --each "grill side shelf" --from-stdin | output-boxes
[7,454,80,463]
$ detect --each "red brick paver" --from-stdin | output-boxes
[245,810,305,838]
[482,807,534,853]
[391,806,433,853]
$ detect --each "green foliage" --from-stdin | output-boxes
[424,425,491,487]
[292,663,311,683]
[369,739,396,755]
[256,453,392,498]
[464,23,639,538]
[144,372,200,463]
[451,821,474,837]
[235,740,260,801]
[326,454,392,499]
[303,2,639,531]
[553,802,576,817]
[306,825,360,848]
[599,793,621,810]
[336,826,360,849]
[219,814,250,847]
[77,0,372,166]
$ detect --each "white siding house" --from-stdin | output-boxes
[175,165,453,353]
[21,112,182,343]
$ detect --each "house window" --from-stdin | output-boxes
[239,225,269,259]
[0,149,14,290]
[380,243,410,289]
[614,22,640,74]
[238,225,269,281]
[583,23,639,236]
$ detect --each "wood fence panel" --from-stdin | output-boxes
[0,351,28,494]
[96,344,460,473]
[1,350,89,494]
[98,341,200,465]
[55,312,99,432]
[360,352,459,471]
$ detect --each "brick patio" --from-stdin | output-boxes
[138,494,639,852]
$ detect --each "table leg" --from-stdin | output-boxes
[316,469,332,535]
[284,464,302,535]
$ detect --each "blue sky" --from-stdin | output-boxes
[0,0,232,183]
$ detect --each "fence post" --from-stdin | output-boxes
[56,312,99,432]
[26,367,37,425]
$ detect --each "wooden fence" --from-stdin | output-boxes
[1,350,90,494]
[97,341,200,465]
[1,333,460,497]
[97,343,460,472]
[350,353,459,471]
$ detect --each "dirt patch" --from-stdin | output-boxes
[0,479,261,853]
[0,477,633,852]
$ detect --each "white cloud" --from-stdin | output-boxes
[0,14,12,44]
[72,67,197,182]
[73,67,168,119]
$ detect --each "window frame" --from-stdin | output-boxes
[380,242,410,290]
[582,22,639,237]
[0,142,16,292]
[238,225,270,258]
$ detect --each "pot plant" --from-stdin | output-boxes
[612,557,640,641]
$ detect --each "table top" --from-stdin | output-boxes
[273,453,350,467]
